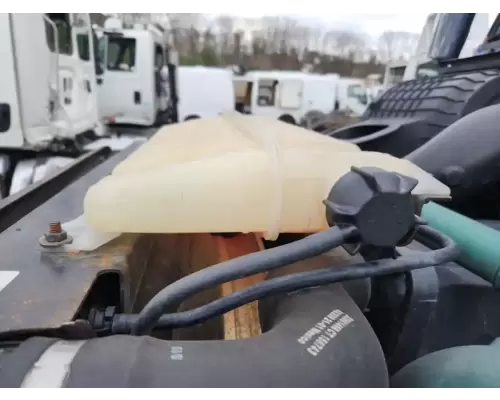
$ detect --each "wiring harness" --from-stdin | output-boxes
[90,167,460,336]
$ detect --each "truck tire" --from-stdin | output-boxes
[331,69,500,157]
[278,114,296,125]
[154,110,170,127]
[365,69,500,129]
[300,110,325,130]
[0,177,7,199]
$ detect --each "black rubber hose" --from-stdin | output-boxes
[116,226,458,335]
[130,226,358,335]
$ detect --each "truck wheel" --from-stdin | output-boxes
[0,177,7,199]
[365,70,500,133]
[300,110,326,130]
[154,110,170,127]
[335,70,500,158]
[278,114,296,125]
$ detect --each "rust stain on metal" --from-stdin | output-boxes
[5,234,142,333]
[59,234,139,270]
[49,222,62,234]
[66,251,83,257]
[99,254,113,268]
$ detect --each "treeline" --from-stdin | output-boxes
[107,13,420,78]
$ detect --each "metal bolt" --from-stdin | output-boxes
[39,221,72,248]
[49,222,62,234]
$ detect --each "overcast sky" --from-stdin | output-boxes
[229,13,497,37]
[231,13,431,37]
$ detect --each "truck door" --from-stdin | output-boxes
[278,79,303,109]
[98,33,146,124]
[346,83,368,116]
[71,14,100,131]
[0,14,23,147]
[252,78,279,118]
[154,42,167,112]
[306,79,335,113]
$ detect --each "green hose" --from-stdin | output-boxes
[422,202,500,288]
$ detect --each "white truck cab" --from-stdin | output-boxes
[0,13,106,197]
[383,61,408,90]
[335,77,369,117]
[0,13,103,150]
[234,71,337,125]
[96,19,169,127]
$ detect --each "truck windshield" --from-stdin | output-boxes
[348,84,368,105]
[101,35,137,72]
[429,13,475,60]
[386,66,406,87]
[486,14,500,42]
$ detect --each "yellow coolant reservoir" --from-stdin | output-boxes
[83,114,450,240]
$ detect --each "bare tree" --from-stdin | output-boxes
[115,13,150,27]
[110,13,397,76]
[321,30,367,58]
[163,13,206,57]
[378,30,419,62]
[215,14,235,63]
[90,13,107,27]
[308,26,323,53]
[292,24,311,57]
